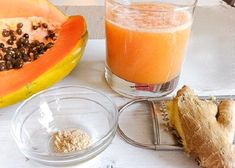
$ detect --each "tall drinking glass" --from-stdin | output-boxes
[105,0,197,98]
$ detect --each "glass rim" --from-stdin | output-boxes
[107,0,198,11]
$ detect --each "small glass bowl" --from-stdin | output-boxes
[11,86,118,166]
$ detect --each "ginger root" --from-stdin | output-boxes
[167,86,235,168]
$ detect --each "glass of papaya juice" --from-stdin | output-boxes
[105,0,197,98]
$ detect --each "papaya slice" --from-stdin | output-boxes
[0,0,87,108]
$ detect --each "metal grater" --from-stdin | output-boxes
[117,95,235,150]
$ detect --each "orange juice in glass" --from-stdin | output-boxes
[105,0,197,98]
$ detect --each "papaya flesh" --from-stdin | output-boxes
[0,0,66,23]
[0,0,87,108]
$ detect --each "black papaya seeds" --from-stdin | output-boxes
[0,22,57,71]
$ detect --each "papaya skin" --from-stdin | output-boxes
[0,16,88,108]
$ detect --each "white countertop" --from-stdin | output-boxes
[0,3,235,168]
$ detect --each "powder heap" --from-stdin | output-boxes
[52,129,91,153]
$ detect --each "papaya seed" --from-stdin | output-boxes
[23,33,29,39]
[0,43,5,48]
[9,30,15,36]
[13,58,24,68]
[32,25,38,30]
[6,61,13,70]
[2,29,10,37]
[42,23,48,29]
[16,29,23,35]
[11,35,17,41]
[17,23,23,29]
[7,39,14,45]
[2,48,7,53]
[0,62,6,71]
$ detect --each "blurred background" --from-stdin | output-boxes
[48,0,234,39]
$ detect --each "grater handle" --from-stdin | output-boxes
[117,98,183,151]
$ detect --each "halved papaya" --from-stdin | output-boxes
[0,0,88,108]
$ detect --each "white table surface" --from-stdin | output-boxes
[0,4,235,168]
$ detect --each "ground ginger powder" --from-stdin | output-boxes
[52,129,91,153]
